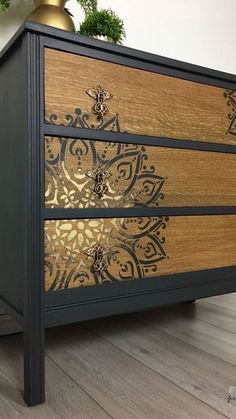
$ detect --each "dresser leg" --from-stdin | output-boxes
[23,325,45,406]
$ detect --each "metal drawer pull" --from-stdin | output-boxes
[85,244,110,274]
[86,166,111,197]
[86,85,113,117]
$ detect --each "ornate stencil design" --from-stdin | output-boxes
[45,138,166,208]
[224,90,236,136]
[45,217,169,291]
[45,107,121,132]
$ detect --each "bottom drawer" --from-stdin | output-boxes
[44,215,236,292]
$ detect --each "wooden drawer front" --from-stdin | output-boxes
[45,48,235,145]
[45,137,236,208]
[45,215,236,291]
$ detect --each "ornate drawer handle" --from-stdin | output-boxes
[86,85,113,117]
[85,244,109,274]
[86,166,111,198]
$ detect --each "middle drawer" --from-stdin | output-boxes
[45,137,236,208]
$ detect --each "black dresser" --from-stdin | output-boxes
[1,22,236,406]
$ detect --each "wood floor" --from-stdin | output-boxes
[1,293,236,418]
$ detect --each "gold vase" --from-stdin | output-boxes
[27,0,75,32]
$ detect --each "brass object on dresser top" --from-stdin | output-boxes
[27,0,75,32]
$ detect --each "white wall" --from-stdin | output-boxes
[0,0,236,74]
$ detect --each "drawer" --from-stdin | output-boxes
[45,215,236,291]
[45,136,236,208]
[45,48,235,145]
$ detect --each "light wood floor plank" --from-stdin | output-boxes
[142,300,236,335]
[46,324,226,419]
[86,311,236,418]
[182,300,236,334]
[1,296,236,418]
[204,293,236,312]
[0,334,110,419]
[133,305,236,367]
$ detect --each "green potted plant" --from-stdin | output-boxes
[0,0,10,12]
[78,0,125,44]
[79,8,126,44]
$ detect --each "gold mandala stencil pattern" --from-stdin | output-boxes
[45,138,166,208]
[45,217,169,291]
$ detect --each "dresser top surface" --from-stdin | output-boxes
[1,20,236,85]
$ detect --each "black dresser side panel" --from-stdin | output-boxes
[0,38,27,315]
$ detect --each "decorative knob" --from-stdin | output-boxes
[85,244,110,274]
[86,166,111,198]
[86,85,113,117]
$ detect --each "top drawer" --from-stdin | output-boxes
[45,48,235,145]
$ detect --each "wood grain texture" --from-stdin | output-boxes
[86,312,236,418]
[2,296,236,418]
[133,299,236,367]
[45,137,236,208]
[44,48,234,145]
[0,334,110,419]
[187,300,236,334]
[45,215,236,291]
[204,293,236,312]
[46,324,225,419]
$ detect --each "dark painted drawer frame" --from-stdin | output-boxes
[1,22,236,407]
